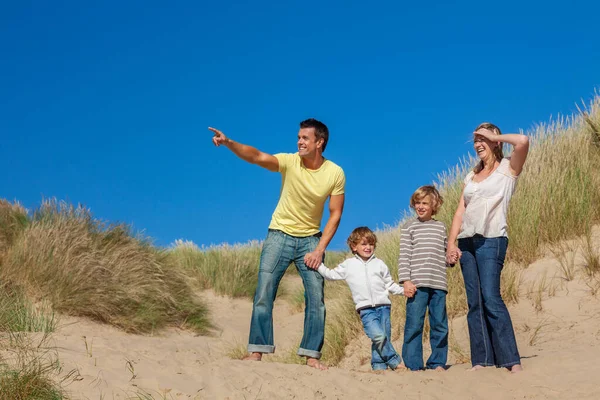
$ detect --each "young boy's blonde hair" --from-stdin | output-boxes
[347,226,377,252]
[410,185,444,215]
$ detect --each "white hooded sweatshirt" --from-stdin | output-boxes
[317,254,404,311]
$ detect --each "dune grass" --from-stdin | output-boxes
[168,239,262,299]
[0,200,211,334]
[0,331,66,400]
[0,284,56,334]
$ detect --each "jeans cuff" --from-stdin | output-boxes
[472,362,494,367]
[297,347,322,359]
[372,362,387,371]
[248,344,275,354]
[497,360,521,368]
[387,355,401,369]
[426,364,446,369]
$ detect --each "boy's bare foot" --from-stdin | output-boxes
[509,364,523,373]
[468,365,485,371]
[306,357,328,370]
[434,366,445,372]
[243,352,262,361]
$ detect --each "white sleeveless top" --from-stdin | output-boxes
[458,158,518,239]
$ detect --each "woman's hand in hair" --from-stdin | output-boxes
[473,128,499,142]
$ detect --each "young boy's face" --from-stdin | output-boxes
[351,238,375,261]
[414,195,434,221]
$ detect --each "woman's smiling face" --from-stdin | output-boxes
[473,129,498,161]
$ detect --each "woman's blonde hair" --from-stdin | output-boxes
[410,185,444,215]
[347,227,377,252]
[473,122,504,173]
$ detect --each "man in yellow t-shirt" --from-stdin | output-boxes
[210,119,345,371]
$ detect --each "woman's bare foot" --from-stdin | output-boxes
[306,357,328,370]
[468,365,485,371]
[434,366,446,372]
[394,365,407,372]
[243,352,262,361]
[509,364,523,373]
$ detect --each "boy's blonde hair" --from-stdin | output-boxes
[347,226,377,252]
[410,185,444,215]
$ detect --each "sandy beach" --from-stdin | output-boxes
[45,228,600,399]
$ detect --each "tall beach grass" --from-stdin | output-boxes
[0,200,211,334]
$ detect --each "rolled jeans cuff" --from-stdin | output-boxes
[297,347,322,359]
[248,344,275,354]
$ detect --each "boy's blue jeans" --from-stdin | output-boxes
[359,305,401,370]
[248,229,325,359]
[402,287,448,370]
[458,235,521,368]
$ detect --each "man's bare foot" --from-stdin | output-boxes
[306,357,328,370]
[509,364,523,373]
[394,365,407,372]
[468,365,485,371]
[434,366,446,372]
[243,352,262,361]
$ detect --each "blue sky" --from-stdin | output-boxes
[1,1,599,250]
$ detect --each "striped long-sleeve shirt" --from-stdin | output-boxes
[398,218,452,291]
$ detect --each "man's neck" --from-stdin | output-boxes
[301,153,325,170]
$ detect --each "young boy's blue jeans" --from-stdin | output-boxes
[402,287,448,370]
[248,229,325,359]
[359,305,401,370]
[458,235,521,368]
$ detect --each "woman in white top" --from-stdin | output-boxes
[447,123,529,373]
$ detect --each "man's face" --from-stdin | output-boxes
[297,127,322,157]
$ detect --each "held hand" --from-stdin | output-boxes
[306,262,320,270]
[446,246,462,264]
[209,127,229,147]
[304,250,324,270]
[403,281,417,298]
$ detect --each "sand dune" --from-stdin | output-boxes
[52,230,600,399]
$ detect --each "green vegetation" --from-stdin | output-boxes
[0,332,65,400]
[0,200,211,335]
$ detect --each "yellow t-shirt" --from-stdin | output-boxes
[268,153,345,237]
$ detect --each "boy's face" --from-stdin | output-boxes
[414,195,434,221]
[351,238,375,261]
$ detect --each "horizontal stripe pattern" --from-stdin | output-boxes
[398,218,449,291]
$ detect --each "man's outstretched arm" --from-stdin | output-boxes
[209,127,279,172]
[304,194,345,269]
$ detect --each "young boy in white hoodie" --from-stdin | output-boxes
[309,227,405,371]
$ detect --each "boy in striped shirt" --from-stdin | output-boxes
[398,185,457,371]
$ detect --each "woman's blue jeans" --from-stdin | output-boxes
[359,305,401,370]
[248,229,325,359]
[458,235,521,368]
[402,288,448,370]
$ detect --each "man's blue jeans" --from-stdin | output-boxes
[458,235,521,368]
[248,229,325,359]
[359,306,401,370]
[402,287,448,370]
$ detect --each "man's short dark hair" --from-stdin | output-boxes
[300,118,329,152]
